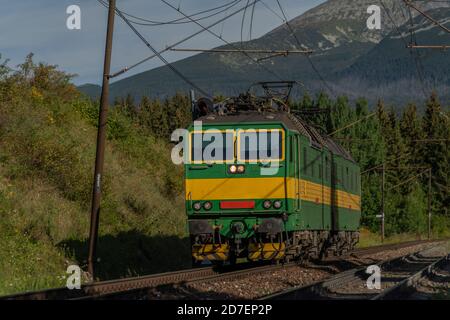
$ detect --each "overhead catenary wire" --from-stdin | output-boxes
[386,169,429,191]
[241,0,250,45]
[361,153,412,174]
[380,0,430,99]
[404,0,450,49]
[327,112,377,137]
[160,0,306,88]
[333,138,450,143]
[169,48,313,54]
[274,0,336,98]
[406,2,430,98]
[110,4,212,98]
[260,0,285,22]
[249,1,257,40]
[98,0,242,26]
[403,0,450,34]
[105,0,262,78]
[220,7,228,38]
[379,0,409,47]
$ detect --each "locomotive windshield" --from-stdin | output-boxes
[238,129,283,162]
[190,130,234,163]
[189,129,284,163]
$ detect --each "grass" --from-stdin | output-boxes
[357,227,450,248]
[0,59,190,295]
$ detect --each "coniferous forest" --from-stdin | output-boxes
[114,90,450,237]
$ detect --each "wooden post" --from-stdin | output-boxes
[88,0,116,279]
[428,168,432,240]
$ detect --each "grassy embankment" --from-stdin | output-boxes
[0,56,190,295]
[0,55,448,295]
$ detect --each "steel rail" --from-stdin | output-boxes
[262,244,447,300]
[372,253,450,300]
[70,240,441,300]
[1,239,441,300]
[72,262,300,300]
[1,266,217,300]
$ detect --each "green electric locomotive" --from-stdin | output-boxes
[185,82,361,264]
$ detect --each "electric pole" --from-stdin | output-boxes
[88,0,116,279]
[428,168,432,240]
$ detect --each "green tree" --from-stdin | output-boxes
[165,93,191,134]
[138,95,152,135]
[117,93,137,119]
[400,103,423,168]
[421,93,450,216]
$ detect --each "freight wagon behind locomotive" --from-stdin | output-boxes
[185,82,361,265]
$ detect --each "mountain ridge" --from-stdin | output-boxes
[79,0,450,106]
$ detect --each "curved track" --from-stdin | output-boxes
[262,243,449,300]
[373,253,450,300]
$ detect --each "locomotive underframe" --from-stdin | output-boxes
[190,220,359,264]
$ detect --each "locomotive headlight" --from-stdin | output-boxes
[263,200,272,209]
[203,201,212,210]
[229,165,237,173]
[273,200,282,209]
[237,165,245,173]
[193,202,202,211]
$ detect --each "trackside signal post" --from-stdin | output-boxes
[376,165,433,243]
[428,168,432,240]
[88,0,116,278]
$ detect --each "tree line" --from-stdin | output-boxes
[296,92,449,236]
[113,91,449,236]
[1,53,448,236]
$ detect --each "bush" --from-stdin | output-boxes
[0,54,188,294]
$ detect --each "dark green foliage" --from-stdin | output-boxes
[420,93,450,215]
[129,89,447,236]
[136,93,191,138]
[0,54,188,293]
[293,92,449,236]
[81,87,448,236]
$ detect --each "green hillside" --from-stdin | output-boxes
[0,54,191,295]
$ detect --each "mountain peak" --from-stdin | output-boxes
[266,0,450,51]
[78,1,450,106]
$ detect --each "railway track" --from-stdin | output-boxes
[1,265,223,300]
[72,262,302,300]
[374,253,450,300]
[262,244,450,300]
[1,239,442,300]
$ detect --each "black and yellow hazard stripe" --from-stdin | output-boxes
[247,243,286,261]
[192,244,229,261]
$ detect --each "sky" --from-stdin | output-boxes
[0,0,325,85]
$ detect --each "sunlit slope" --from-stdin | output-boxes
[0,55,189,295]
